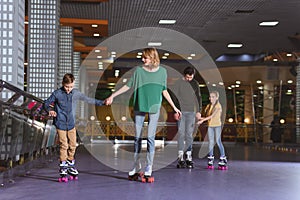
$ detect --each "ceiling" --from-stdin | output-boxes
[60,0,300,57]
[57,0,300,86]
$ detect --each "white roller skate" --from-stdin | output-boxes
[141,165,154,183]
[218,156,228,170]
[128,162,142,181]
[177,151,186,168]
[58,161,68,182]
[207,155,214,169]
[67,159,79,180]
[185,151,194,169]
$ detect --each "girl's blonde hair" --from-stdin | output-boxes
[205,91,220,116]
[142,48,160,68]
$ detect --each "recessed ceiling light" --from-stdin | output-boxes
[187,56,193,60]
[95,49,101,53]
[227,43,243,48]
[148,42,162,46]
[93,33,100,37]
[162,56,168,59]
[137,52,143,55]
[286,53,292,57]
[159,19,176,24]
[190,53,195,57]
[164,53,170,56]
[273,58,278,62]
[259,21,279,26]
[91,24,98,28]
[111,51,116,55]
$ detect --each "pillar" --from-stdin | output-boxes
[27,0,60,99]
[296,58,300,143]
[263,82,274,143]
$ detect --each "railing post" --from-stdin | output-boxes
[296,58,300,143]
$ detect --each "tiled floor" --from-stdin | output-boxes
[1,143,300,200]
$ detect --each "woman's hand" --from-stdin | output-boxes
[105,96,113,105]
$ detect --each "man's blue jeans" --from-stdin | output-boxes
[177,112,196,152]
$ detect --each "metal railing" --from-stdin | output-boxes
[0,80,57,184]
[77,120,293,144]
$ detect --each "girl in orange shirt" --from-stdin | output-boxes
[198,91,227,170]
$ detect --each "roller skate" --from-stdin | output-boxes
[176,151,186,168]
[207,155,214,169]
[67,159,79,180]
[58,161,68,182]
[185,151,194,169]
[141,165,154,183]
[218,156,228,170]
[128,162,142,181]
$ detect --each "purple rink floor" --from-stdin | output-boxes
[1,143,300,200]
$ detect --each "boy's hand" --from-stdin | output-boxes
[49,110,57,117]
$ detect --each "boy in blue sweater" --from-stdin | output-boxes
[44,73,104,182]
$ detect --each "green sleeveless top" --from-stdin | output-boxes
[126,66,167,113]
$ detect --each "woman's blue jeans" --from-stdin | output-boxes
[133,111,160,166]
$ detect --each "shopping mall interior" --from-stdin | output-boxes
[1,0,300,199]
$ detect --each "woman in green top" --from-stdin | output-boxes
[105,48,181,177]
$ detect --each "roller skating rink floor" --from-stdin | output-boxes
[1,142,300,200]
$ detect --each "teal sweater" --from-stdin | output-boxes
[127,66,167,113]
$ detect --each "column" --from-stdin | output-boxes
[73,51,81,89]
[27,0,60,99]
[0,0,25,100]
[263,82,274,143]
[296,58,300,143]
[73,51,82,118]
[58,26,73,85]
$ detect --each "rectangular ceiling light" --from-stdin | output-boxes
[259,21,279,26]
[148,42,162,46]
[227,43,243,48]
[159,19,176,24]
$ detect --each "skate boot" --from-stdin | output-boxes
[185,151,194,169]
[128,162,142,181]
[207,155,214,169]
[58,161,68,182]
[218,156,228,170]
[67,159,79,180]
[142,165,154,183]
[176,151,186,168]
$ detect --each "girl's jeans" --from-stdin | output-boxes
[208,126,225,157]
